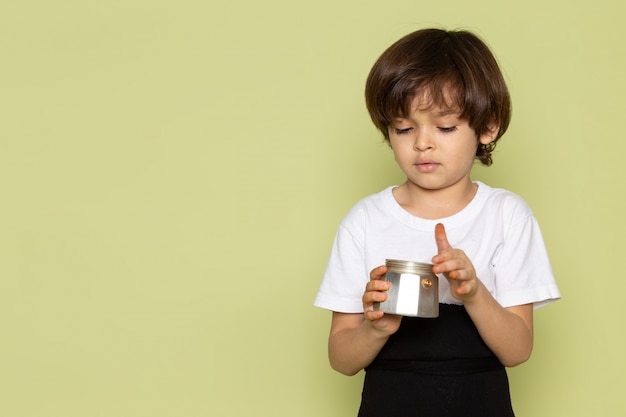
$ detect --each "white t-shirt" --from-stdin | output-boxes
[314,182,561,313]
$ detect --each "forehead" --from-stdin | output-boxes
[408,89,462,117]
[413,86,461,109]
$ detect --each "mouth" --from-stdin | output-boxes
[414,160,439,173]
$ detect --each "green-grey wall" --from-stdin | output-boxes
[1,1,624,416]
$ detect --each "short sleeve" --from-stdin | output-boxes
[314,220,369,313]
[493,214,561,309]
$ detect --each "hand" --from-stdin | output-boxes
[362,265,402,334]
[431,223,479,301]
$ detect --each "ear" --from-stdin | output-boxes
[479,123,500,145]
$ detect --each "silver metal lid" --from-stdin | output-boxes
[385,259,434,275]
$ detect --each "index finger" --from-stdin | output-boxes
[435,223,452,253]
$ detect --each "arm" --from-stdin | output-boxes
[328,266,402,376]
[432,223,533,367]
[456,283,533,367]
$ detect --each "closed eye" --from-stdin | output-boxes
[394,127,413,135]
[438,126,458,133]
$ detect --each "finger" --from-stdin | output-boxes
[364,309,385,321]
[363,288,388,304]
[433,260,471,280]
[434,223,452,253]
[369,265,387,281]
[454,281,473,296]
[366,279,391,292]
[450,268,473,281]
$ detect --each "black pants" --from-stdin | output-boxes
[357,304,515,417]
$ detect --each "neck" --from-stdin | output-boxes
[393,180,478,220]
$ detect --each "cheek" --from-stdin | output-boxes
[391,143,411,164]
[447,139,479,158]
[392,148,401,164]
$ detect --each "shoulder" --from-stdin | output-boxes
[340,186,395,226]
[477,182,534,222]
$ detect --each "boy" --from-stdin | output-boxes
[314,28,560,416]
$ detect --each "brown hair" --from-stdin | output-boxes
[365,28,511,166]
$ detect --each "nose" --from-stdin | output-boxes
[413,129,433,152]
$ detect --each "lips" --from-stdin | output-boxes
[414,159,439,173]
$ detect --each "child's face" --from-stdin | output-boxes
[388,95,496,193]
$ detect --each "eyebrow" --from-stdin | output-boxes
[433,109,461,117]
[391,108,461,123]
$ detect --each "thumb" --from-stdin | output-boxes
[434,223,452,253]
